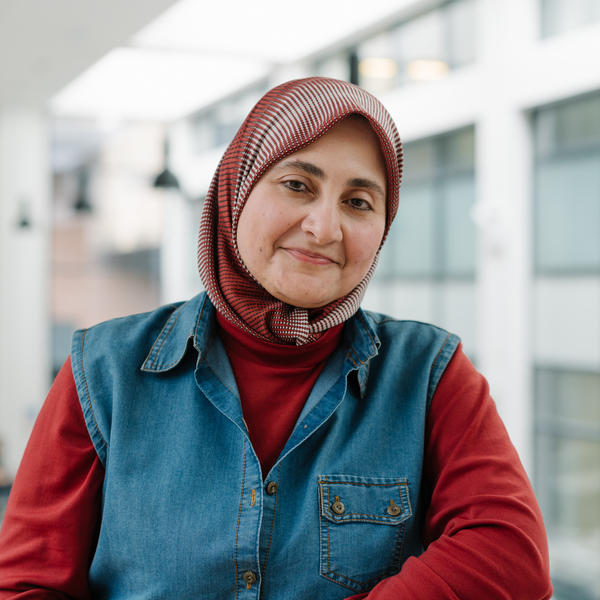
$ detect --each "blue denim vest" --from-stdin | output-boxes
[71,292,459,599]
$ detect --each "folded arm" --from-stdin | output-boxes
[347,345,552,600]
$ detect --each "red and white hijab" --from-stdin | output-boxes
[198,77,403,345]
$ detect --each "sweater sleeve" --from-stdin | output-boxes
[346,344,552,600]
[0,358,104,599]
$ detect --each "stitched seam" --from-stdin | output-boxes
[347,348,369,367]
[193,296,208,349]
[328,566,396,586]
[319,481,324,582]
[234,439,246,600]
[145,315,176,368]
[320,572,369,592]
[391,520,407,572]
[357,311,378,355]
[403,481,413,517]
[149,310,183,369]
[427,333,452,410]
[326,482,332,574]
[325,513,403,520]
[79,330,107,450]
[320,479,407,487]
[347,350,358,367]
[430,333,451,379]
[392,480,410,568]
[151,337,194,370]
[321,481,411,520]
[260,465,281,599]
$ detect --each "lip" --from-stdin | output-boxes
[283,247,338,265]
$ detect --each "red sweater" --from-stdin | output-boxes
[216,312,344,475]
[0,330,552,598]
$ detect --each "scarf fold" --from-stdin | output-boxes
[198,77,403,345]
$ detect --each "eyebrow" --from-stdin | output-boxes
[277,159,324,178]
[348,177,386,199]
[276,159,386,198]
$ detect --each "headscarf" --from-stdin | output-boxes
[198,77,403,345]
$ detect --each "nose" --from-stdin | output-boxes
[300,198,343,244]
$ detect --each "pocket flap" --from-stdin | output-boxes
[318,475,412,525]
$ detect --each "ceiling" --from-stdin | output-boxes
[0,0,418,171]
[0,0,414,118]
[0,0,179,106]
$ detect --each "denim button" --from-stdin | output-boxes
[387,500,402,516]
[265,481,278,495]
[243,570,257,588]
[331,496,345,515]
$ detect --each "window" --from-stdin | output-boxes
[535,367,600,599]
[376,126,476,280]
[541,0,600,37]
[355,0,477,94]
[533,93,600,274]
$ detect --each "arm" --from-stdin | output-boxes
[346,344,552,600]
[0,358,104,599]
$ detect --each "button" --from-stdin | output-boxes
[265,481,278,495]
[387,500,402,516]
[331,495,345,515]
[243,570,257,589]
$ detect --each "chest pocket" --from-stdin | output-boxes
[318,474,413,594]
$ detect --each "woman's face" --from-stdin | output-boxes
[236,116,387,308]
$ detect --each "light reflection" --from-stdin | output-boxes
[406,58,450,82]
[358,57,398,79]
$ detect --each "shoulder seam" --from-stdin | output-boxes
[79,329,108,451]
[426,333,460,413]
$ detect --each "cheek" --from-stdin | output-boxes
[238,207,296,262]
[347,221,385,265]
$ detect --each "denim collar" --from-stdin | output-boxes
[140,293,212,373]
[140,292,381,397]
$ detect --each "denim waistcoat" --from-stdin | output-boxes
[70,292,459,600]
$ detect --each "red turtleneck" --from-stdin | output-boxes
[216,312,343,475]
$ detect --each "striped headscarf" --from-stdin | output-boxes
[198,77,403,345]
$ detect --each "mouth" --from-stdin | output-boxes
[282,247,338,265]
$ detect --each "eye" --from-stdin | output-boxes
[282,179,308,193]
[346,197,373,211]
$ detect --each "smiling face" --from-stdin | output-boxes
[236,116,387,308]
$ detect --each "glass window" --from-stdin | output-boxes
[533,93,600,273]
[535,367,600,599]
[535,94,600,157]
[535,157,600,271]
[378,182,436,278]
[356,0,476,94]
[440,174,477,275]
[541,0,600,37]
[376,126,476,280]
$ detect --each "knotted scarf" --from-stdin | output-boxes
[198,77,403,345]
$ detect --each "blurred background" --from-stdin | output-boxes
[0,0,599,596]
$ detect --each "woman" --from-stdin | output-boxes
[0,77,552,599]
